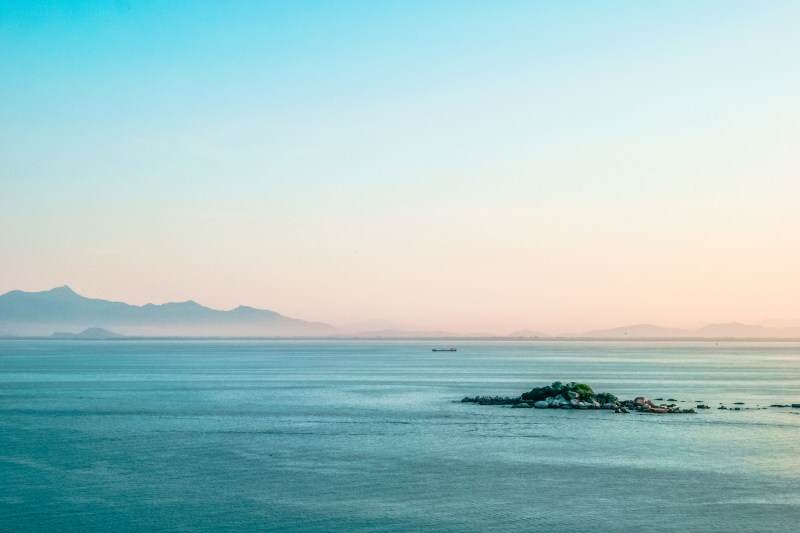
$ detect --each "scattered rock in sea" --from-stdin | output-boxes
[462,395,521,406]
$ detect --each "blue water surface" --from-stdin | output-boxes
[1,340,799,532]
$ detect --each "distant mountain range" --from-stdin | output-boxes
[0,286,334,337]
[1,286,799,339]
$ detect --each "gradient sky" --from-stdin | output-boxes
[2,1,799,334]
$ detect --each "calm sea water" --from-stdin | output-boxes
[1,340,798,532]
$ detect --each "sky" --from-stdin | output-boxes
[1,1,799,335]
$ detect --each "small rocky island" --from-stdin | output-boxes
[462,381,699,414]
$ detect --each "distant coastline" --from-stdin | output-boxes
[2,335,800,342]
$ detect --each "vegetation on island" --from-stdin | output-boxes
[520,381,618,403]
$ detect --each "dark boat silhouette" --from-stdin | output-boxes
[432,348,457,352]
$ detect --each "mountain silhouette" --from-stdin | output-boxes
[0,286,334,337]
[51,327,125,339]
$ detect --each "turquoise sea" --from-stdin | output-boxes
[1,340,799,532]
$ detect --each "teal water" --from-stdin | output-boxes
[1,340,799,532]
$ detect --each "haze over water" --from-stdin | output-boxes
[2,340,799,532]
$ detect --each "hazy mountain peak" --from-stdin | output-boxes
[48,285,78,296]
[162,300,203,308]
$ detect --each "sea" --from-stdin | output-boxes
[1,340,798,532]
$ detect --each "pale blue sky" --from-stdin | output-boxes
[2,1,799,333]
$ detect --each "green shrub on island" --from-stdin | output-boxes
[595,392,619,404]
[571,382,595,399]
[520,381,618,403]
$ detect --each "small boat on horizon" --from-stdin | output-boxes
[432,348,457,352]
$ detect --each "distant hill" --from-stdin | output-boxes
[578,324,690,338]
[51,327,125,339]
[574,322,800,339]
[344,329,462,338]
[0,286,335,337]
